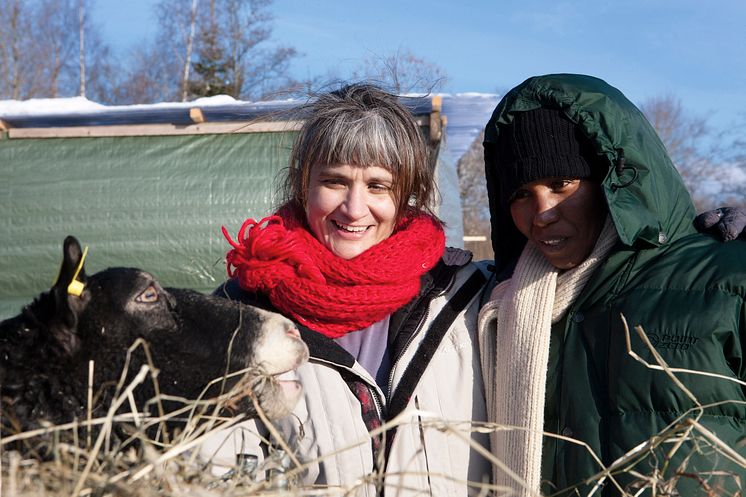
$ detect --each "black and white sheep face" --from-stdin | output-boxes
[0,236,308,437]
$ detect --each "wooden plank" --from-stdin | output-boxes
[429,99,442,144]
[7,120,304,139]
[6,113,432,140]
[189,107,205,123]
[0,119,9,132]
[463,235,487,242]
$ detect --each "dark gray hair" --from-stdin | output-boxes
[282,83,438,219]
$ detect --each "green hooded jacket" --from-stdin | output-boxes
[483,74,746,495]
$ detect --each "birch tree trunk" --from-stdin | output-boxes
[10,0,22,99]
[78,0,86,97]
[180,0,199,102]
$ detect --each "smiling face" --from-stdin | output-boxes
[306,163,398,259]
[509,177,607,269]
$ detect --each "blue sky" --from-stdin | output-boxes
[94,0,746,132]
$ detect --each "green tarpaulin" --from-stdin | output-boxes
[1,131,296,318]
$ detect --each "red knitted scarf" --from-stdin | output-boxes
[222,206,445,338]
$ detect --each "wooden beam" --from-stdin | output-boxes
[6,114,432,139]
[7,120,304,139]
[189,107,205,123]
[429,96,443,144]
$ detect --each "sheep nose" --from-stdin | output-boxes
[286,327,301,339]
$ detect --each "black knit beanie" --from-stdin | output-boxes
[494,108,601,205]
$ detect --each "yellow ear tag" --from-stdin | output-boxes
[67,246,89,297]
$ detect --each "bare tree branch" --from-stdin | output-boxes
[0,0,112,100]
[354,48,448,94]
[457,130,493,259]
[641,95,746,210]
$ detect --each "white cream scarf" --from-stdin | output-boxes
[478,217,618,496]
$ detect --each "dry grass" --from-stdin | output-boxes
[2,317,744,496]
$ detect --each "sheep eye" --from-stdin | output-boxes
[136,285,159,303]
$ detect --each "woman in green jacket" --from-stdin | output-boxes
[479,74,746,496]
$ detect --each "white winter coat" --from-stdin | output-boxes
[201,251,492,496]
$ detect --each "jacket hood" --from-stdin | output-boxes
[483,73,696,274]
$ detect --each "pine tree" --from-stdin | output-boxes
[188,20,231,98]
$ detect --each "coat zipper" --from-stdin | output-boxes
[385,267,459,399]
[313,356,386,419]
[371,385,384,420]
[387,302,431,398]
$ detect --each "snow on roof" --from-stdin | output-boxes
[0,94,308,128]
[0,94,246,117]
[0,93,500,162]
[0,96,106,116]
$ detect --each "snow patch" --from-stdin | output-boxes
[0,94,292,119]
[0,96,105,116]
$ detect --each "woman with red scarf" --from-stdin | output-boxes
[207,84,492,496]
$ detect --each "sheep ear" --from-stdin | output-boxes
[51,236,88,329]
[53,236,86,288]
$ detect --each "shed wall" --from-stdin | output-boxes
[1,131,295,318]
